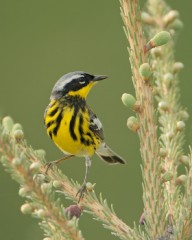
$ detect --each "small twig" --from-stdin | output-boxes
[0,121,142,240]
[0,136,84,240]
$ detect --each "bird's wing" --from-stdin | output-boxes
[88,108,104,141]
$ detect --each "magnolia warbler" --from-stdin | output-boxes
[44,71,125,200]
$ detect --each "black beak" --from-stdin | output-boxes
[93,75,108,82]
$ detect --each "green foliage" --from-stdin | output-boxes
[0,117,139,240]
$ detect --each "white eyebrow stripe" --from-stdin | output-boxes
[55,74,83,90]
[61,74,83,86]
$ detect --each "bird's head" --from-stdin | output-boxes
[50,71,108,100]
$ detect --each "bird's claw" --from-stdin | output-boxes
[44,162,55,174]
[76,184,87,203]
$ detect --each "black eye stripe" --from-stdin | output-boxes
[51,73,95,99]
[64,78,89,93]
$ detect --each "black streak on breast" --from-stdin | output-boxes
[69,106,78,141]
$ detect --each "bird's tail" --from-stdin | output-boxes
[96,143,126,164]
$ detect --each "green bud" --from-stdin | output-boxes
[2,116,14,132]
[173,62,184,73]
[141,12,154,25]
[179,155,189,166]
[152,31,171,47]
[168,19,183,31]
[13,129,24,141]
[176,121,185,131]
[151,48,162,58]
[158,101,169,111]
[19,187,29,198]
[163,10,179,26]
[162,172,173,183]
[12,157,22,166]
[139,63,152,80]
[36,209,46,218]
[163,73,174,88]
[30,161,41,172]
[35,149,46,159]
[127,116,140,132]
[86,182,96,192]
[176,175,187,185]
[21,203,33,214]
[121,93,136,109]
[178,110,189,121]
[12,123,23,133]
[53,180,62,189]
[145,31,171,53]
[121,94,141,112]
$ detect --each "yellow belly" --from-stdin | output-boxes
[53,112,96,156]
[45,101,101,157]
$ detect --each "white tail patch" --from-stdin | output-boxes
[96,143,125,164]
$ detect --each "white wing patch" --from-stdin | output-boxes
[92,117,103,130]
[89,111,104,140]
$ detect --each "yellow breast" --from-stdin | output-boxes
[44,100,101,157]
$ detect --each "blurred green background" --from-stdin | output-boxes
[0,1,191,239]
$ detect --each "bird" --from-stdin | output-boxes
[44,71,126,201]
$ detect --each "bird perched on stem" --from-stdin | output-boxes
[44,71,126,201]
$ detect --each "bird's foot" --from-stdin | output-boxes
[44,162,55,174]
[44,155,74,174]
[76,183,87,203]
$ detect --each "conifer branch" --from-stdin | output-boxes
[120,0,165,237]
[0,119,84,240]
[143,0,188,236]
[0,117,141,240]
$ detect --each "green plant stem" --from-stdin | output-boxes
[120,0,164,237]
[145,0,185,230]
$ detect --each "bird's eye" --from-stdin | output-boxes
[79,79,86,84]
